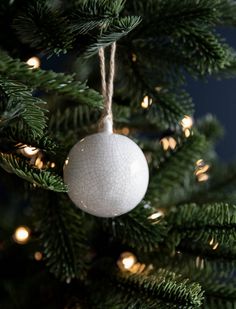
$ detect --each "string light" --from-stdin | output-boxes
[168,137,177,150]
[34,251,43,261]
[197,173,209,182]
[117,252,153,274]
[13,226,30,244]
[209,238,214,246]
[195,256,204,270]
[155,86,162,92]
[121,127,130,135]
[51,162,56,168]
[160,137,177,151]
[209,238,219,250]
[141,96,152,109]
[148,211,163,220]
[195,159,210,182]
[196,159,204,167]
[117,252,137,271]
[212,243,219,250]
[181,115,193,130]
[181,116,193,138]
[132,53,137,62]
[195,164,210,176]
[35,156,44,169]
[184,128,191,138]
[26,56,40,69]
[19,144,40,158]
[160,137,169,151]
[148,209,164,221]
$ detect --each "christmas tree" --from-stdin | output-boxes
[1,0,236,308]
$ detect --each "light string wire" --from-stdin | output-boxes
[98,42,116,131]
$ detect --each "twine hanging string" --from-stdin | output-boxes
[98,42,116,132]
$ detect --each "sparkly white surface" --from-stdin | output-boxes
[63,132,149,217]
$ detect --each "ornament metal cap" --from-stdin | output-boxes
[99,116,113,134]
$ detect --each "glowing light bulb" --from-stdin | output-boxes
[148,210,164,220]
[209,238,214,246]
[168,137,177,150]
[195,256,204,269]
[123,256,136,269]
[21,145,39,158]
[35,157,44,169]
[34,251,43,261]
[160,137,177,151]
[184,129,191,138]
[196,159,204,166]
[132,53,137,62]
[51,162,56,168]
[212,243,219,250]
[121,127,130,135]
[117,252,137,271]
[195,164,210,176]
[160,137,169,151]
[181,116,193,130]
[197,173,209,182]
[13,226,30,244]
[155,86,162,92]
[141,96,152,109]
[26,56,40,69]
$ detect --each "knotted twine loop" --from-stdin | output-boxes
[98,42,116,133]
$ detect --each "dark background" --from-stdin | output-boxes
[187,28,236,162]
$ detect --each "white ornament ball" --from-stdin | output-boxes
[63,127,149,217]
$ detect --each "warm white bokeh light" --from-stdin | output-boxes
[141,96,152,109]
[35,157,44,169]
[21,145,39,157]
[181,115,193,129]
[34,251,43,261]
[13,226,30,244]
[118,252,137,271]
[148,210,164,220]
[160,137,177,151]
[123,256,136,269]
[26,56,40,69]
[197,173,209,182]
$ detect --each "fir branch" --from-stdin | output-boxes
[148,134,208,200]
[152,252,236,305]
[101,202,168,252]
[218,0,236,26]
[33,192,90,282]
[0,126,59,154]
[196,114,224,143]
[167,203,236,250]
[204,298,236,309]
[125,0,235,84]
[0,50,103,108]
[49,105,101,134]
[76,0,125,16]
[0,153,67,192]
[114,268,204,308]
[128,0,222,26]
[14,2,75,55]
[71,0,126,34]
[117,50,194,127]
[199,163,236,204]
[83,16,141,58]
[89,261,203,308]
[147,91,194,128]
[0,78,47,138]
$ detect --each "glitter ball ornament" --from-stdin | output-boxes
[63,122,149,217]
